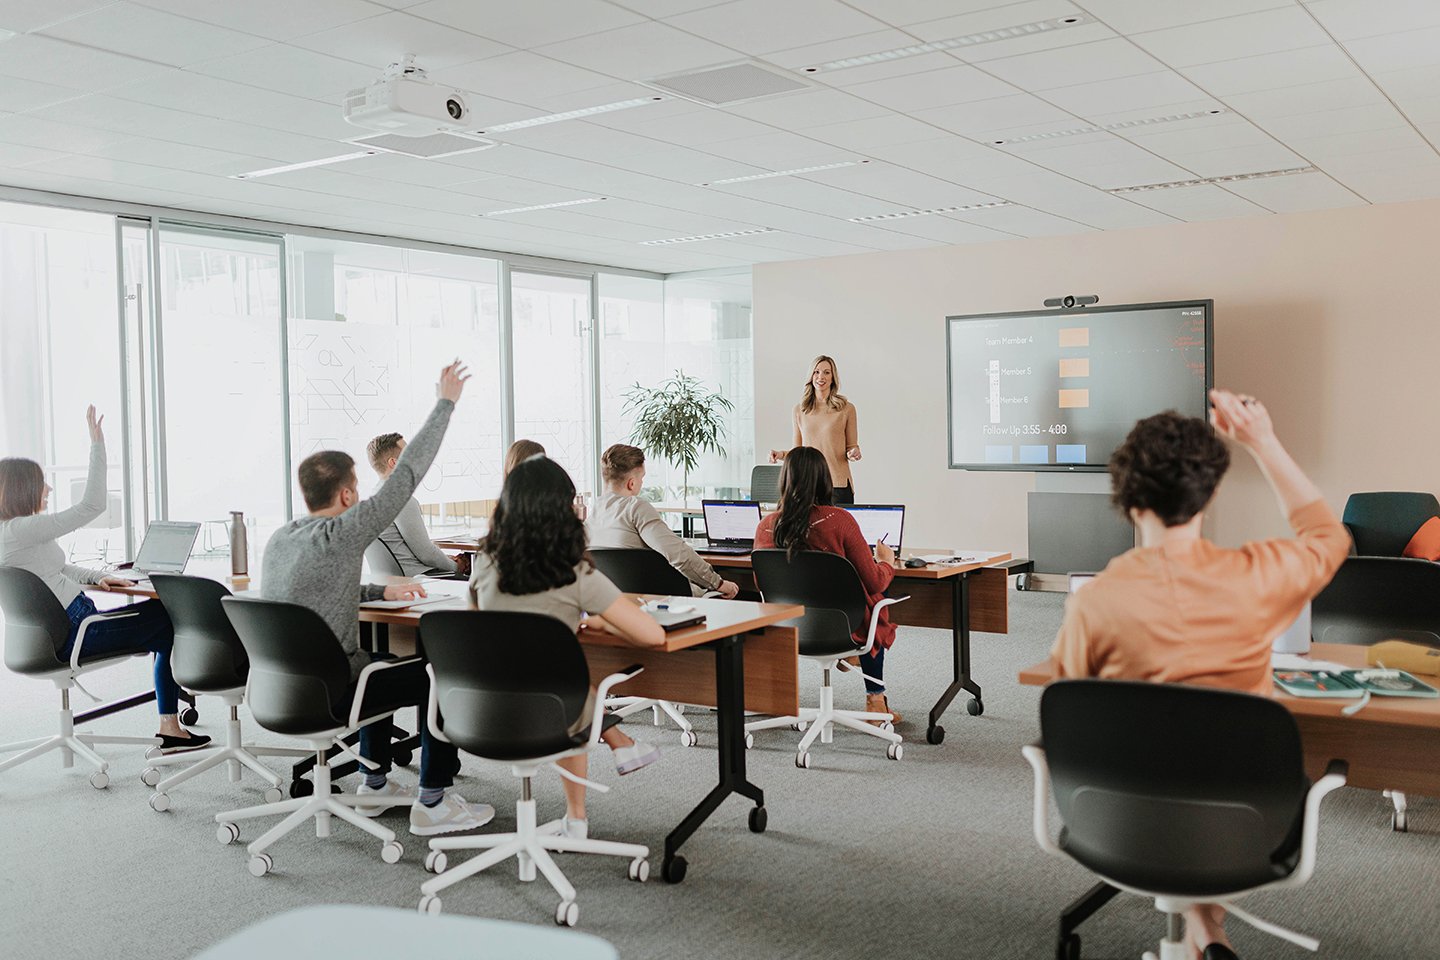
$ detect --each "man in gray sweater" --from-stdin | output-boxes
[262,361,492,837]
[364,432,468,579]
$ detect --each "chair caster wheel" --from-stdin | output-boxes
[289,779,314,798]
[149,792,171,812]
[628,858,650,882]
[89,771,109,789]
[662,855,687,883]
[680,730,698,747]
[424,850,448,874]
[748,805,767,833]
[144,746,163,761]
[141,767,161,787]
[381,840,404,864]
[1057,933,1080,960]
[216,822,240,845]
[880,720,894,733]
[179,706,200,726]
[967,698,984,716]
[555,901,578,927]
[743,733,754,749]
[795,751,811,769]
[792,720,808,732]
[886,743,903,761]
[418,894,441,915]
[392,748,412,767]
[247,853,273,877]
[263,786,285,804]
[1393,810,1408,832]
[926,725,945,745]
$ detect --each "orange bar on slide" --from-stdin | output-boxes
[1058,388,1090,408]
[1058,357,1090,378]
[1058,327,1089,347]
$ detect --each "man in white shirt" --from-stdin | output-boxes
[365,433,469,580]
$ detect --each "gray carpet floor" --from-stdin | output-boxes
[1,590,1436,959]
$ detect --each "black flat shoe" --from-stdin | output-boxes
[1202,945,1240,960]
[157,732,212,754]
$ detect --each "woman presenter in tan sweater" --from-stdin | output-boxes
[769,355,861,504]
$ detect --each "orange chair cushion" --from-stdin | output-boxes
[1403,516,1440,561]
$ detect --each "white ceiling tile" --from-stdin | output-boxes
[802,114,946,151]
[724,88,888,128]
[1125,182,1271,220]
[112,73,364,141]
[1344,26,1440,74]
[428,52,618,107]
[0,114,136,154]
[1044,194,1180,229]
[289,10,512,71]
[1080,0,1291,35]
[607,144,766,182]
[984,38,1168,89]
[1329,161,1440,204]
[334,151,500,186]
[866,215,1013,244]
[132,0,388,42]
[1393,95,1440,125]
[953,203,1091,237]
[1161,142,1310,178]
[1369,64,1440,102]
[875,137,1049,182]
[1309,141,1440,176]
[407,0,643,48]
[1131,7,1334,68]
[1262,103,1410,140]
[808,52,965,89]
[1022,134,1173,170]
[959,22,1118,63]
[731,232,878,257]
[0,33,173,92]
[0,0,114,32]
[1039,72,1210,118]
[1287,126,1432,162]
[193,45,383,101]
[484,121,663,160]
[1304,0,1440,41]
[0,77,90,113]
[0,142,71,167]
[1116,116,1275,155]
[38,3,271,67]
[1220,170,1365,211]
[621,109,777,148]
[1084,99,1230,131]
[665,0,888,56]
[709,177,878,217]
[1221,78,1390,120]
[608,0,730,16]
[912,94,1074,135]
[698,131,846,167]
[533,21,739,81]
[761,29,927,72]
[1180,46,1361,97]
[901,0,1087,43]
[101,138,260,172]
[843,1,1028,28]
[845,65,1019,112]
[1064,155,1197,190]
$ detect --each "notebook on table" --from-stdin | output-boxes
[640,599,706,632]
[1273,668,1438,699]
[700,500,762,555]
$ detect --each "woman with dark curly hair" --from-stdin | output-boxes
[1052,388,1349,960]
[469,455,664,841]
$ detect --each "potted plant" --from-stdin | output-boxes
[623,371,733,507]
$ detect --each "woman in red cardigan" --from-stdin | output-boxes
[754,446,901,723]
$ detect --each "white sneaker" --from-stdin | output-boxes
[409,792,496,837]
[355,780,414,818]
[562,817,588,840]
[613,740,661,776]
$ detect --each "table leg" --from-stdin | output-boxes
[926,572,983,745]
[362,622,390,656]
[662,634,766,883]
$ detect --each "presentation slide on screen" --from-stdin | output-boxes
[947,305,1208,469]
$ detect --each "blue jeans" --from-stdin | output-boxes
[352,655,458,790]
[860,645,886,694]
[63,594,180,715]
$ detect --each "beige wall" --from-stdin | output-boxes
[754,199,1440,557]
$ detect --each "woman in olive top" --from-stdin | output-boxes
[769,355,861,504]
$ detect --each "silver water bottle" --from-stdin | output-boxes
[229,511,248,576]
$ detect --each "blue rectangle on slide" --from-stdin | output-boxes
[984,445,1014,464]
[1056,444,1087,464]
[1020,445,1049,464]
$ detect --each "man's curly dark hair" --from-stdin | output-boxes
[1109,411,1230,528]
[480,456,591,596]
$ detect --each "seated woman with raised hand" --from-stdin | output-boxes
[469,454,665,841]
[753,445,902,724]
[589,443,739,599]
[1052,389,1350,960]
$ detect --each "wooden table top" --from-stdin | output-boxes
[1018,643,1440,729]
[699,549,1012,580]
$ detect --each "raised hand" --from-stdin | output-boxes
[85,405,105,444]
[437,360,470,403]
[1209,388,1276,452]
[768,449,785,463]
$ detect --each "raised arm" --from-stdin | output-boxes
[1210,389,1323,517]
[392,497,457,574]
[5,407,108,547]
[633,500,723,591]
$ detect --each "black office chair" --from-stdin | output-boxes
[749,465,781,505]
[0,566,160,788]
[139,576,308,810]
[1342,491,1439,557]
[1312,555,1440,831]
[365,538,407,578]
[415,610,649,926]
[1023,680,1347,960]
[213,597,413,876]
[746,549,905,767]
[588,548,701,746]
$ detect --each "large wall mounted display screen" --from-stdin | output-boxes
[946,300,1212,472]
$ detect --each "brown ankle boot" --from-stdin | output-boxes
[866,693,901,725]
[837,655,861,672]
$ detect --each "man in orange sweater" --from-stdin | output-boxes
[1052,388,1350,960]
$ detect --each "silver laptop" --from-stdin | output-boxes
[130,521,201,576]
[840,504,905,553]
[700,500,762,555]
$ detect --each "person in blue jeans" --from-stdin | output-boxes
[0,406,209,752]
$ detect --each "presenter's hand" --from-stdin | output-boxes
[85,405,105,444]
[1209,389,1276,453]
[436,360,470,403]
[768,449,785,463]
[874,541,896,565]
[846,445,862,461]
[717,579,740,600]
[383,582,428,601]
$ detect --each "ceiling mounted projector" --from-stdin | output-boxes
[343,56,475,138]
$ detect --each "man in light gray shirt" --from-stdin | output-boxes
[364,432,467,579]
[588,443,739,599]
[261,361,492,837]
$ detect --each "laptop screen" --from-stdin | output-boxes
[134,521,200,574]
[840,504,905,551]
[702,500,762,543]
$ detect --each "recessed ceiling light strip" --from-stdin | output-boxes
[478,97,663,134]
[232,150,377,180]
[701,160,863,186]
[478,197,608,216]
[805,15,1093,72]
[992,109,1226,145]
[848,201,1011,223]
[1109,165,1317,194]
[640,228,774,245]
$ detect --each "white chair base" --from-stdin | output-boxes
[607,696,697,746]
[1139,896,1320,960]
[419,773,648,926]
[1385,789,1408,831]
[214,738,409,876]
[0,682,159,788]
[143,696,310,809]
[744,664,902,767]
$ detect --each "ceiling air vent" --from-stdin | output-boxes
[348,131,497,159]
[643,61,810,106]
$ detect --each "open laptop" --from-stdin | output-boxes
[840,504,905,553]
[700,499,762,555]
[124,521,201,578]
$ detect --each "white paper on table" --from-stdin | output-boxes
[1271,653,1352,673]
[918,550,1007,564]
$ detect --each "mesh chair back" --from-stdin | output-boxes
[1342,492,1440,557]
[150,575,246,692]
[419,610,593,761]
[0,566,70,674]
[749,465,781,504]
[1041,679,1308,897]
[365,537,406,577]
[589,548,690,596]
[220,597,352,736]
[1311,556,1440,646]
[752,548,868,658]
